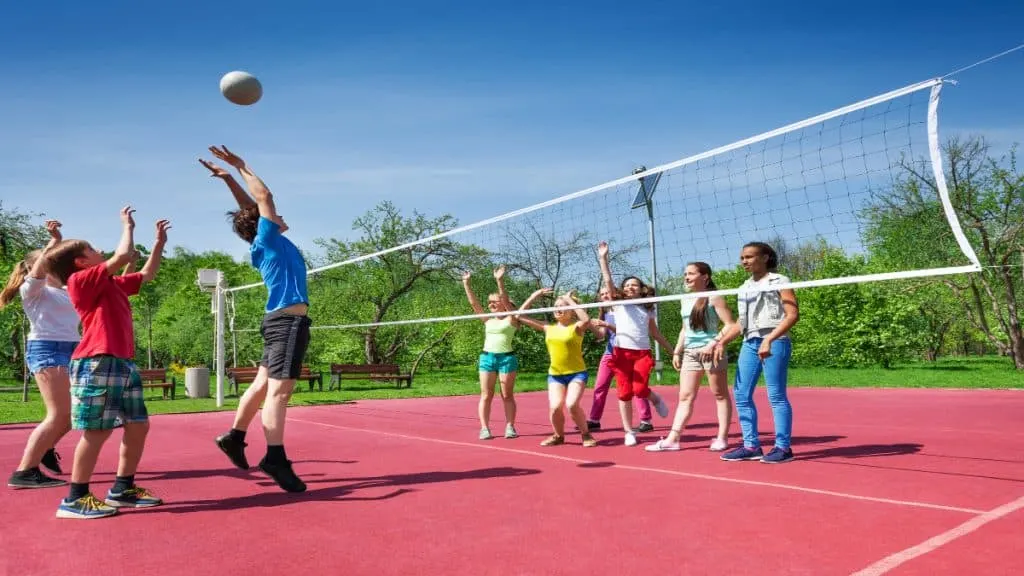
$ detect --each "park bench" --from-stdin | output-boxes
[138,369,177,399]
[329,363,413,390]
[226,365,323,395]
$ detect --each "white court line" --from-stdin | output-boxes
[289,417,983,515]
[850,495,1024,575]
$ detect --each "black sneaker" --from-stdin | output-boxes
[8,468,67,489]
[215,433,250,470]
[259,457,306,493]
[633,421,655,433]
[41,449,63,475]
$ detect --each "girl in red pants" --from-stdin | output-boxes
[597,241,674,446]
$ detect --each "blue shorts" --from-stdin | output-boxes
[479,352,518,374]
[547,371,589,386]
[26,340,78,374]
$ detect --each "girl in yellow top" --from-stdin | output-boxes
[518,288,603,448]
[462,266,520,440]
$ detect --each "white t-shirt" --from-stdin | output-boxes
[19,277,81,342]
[610,304,650,350]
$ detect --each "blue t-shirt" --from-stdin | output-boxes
[251,217,309,313]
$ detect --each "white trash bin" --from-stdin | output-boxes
[185,367,210,398]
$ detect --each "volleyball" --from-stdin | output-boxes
[219,71,262,106]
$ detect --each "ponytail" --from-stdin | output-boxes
[687,262,717,332]
[0,260,30,309]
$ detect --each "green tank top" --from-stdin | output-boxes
[681,298,719,349]
[483,317,515,353]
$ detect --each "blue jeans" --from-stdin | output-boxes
[734,337,792,450]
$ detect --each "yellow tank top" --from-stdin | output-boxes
[483,317,515,353]
[545,322,586,375]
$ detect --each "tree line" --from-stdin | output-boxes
[1,136,1021,380]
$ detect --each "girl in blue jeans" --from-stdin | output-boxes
[721,242,800,464]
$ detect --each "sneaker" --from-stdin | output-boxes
[259,457,307,493]
[709,438,729,452]
[8,468,67,489]
[581,434,598,448]
[41,449,63,475]
[644,438,681,452]
[624,432,638,447]
[633,421,654,433]
[105,486,163,508]
[649,390,669,418]
[215,433,250,470]
[504,424,519,439]
[720,446,764,462]
[56,493,118,519]
[479,427,493,440]
[761,447,794,464]
[585,420,601,431]
[540,434,564,447]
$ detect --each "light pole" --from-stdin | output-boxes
[630,166,664,381]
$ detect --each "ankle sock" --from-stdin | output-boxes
[228,428,247,443]
[265,444,287,465]
[111,475,134,493]
[67,482,89,501]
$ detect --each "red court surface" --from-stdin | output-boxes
[2,386,1023,575]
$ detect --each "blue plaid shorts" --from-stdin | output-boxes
[69,356,148,430]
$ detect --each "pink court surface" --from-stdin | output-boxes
[2,385,1023,575]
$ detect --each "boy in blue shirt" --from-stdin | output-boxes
[199,146,311,493]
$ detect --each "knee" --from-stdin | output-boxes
[678,392,695,405]
[766,388,790,405]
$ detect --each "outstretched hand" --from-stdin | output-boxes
[198,158,231,179]
[209,146,245,169]
[597,241,609,258]
[44,220,62,242]
[120,205,136,229]
[155,219,172,244]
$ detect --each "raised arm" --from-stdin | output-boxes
[29,220,62,279]
[139,220,171,283]
[199,157,256,211]
[516,287,552,332]
[209,146,278,220]
[493,265,514,316]
[104,206,138,275]
[121,249,141,276]
[648,315,674,353]
[597,241,615,298]
[461,272,486,320]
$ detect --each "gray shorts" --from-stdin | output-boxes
[681,348,727,373]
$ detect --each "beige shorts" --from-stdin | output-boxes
[681,348,727,373]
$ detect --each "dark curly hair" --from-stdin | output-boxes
[227,205,260,244]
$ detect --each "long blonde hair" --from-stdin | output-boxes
[0,250,41,309]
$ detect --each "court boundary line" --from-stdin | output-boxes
[849,495,1024,575]
[289,416,984,514]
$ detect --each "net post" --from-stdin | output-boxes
[215,278,226,408]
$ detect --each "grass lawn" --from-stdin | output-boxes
[0,356,1019,425]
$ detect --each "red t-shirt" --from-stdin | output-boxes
[67,263,143,360]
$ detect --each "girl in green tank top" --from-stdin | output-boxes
[461,266,520,441]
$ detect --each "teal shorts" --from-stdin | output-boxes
[69,356,148,430]
[479,352,518,374]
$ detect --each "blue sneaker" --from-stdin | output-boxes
[56,493,118,519]
[761,447,794,464]
[720,446,764,462]
[105,486,163,508]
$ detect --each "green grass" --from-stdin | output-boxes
[0,356,1019,425]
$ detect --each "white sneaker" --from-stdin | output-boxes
[649,390,669,418]
[709,438,728,451]
[624,432,638,447]
[645,438,681,452]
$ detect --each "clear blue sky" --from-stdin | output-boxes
[2,0,1022,265]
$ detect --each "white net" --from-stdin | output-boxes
[225,78,980,333]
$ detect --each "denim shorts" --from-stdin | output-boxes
[547,371,589,387]
[25,340,78,374]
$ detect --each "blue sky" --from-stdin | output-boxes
[2,0,1022,266]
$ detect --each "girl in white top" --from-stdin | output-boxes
[597,241,673,446]
[1,220,79,489]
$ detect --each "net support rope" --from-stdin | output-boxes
[223,76,982,333]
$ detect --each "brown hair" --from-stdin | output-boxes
[621,276,656,310]
[596,282,620,321]
[687,262,718,332]
[0,250,41,309]
[45,240,92,285]
[227,205,260,244]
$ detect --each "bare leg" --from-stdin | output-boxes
[233,367,269,431]
[708,369,732,449]
[16,367,71,471]
[70,429,113,484]
[665,370,703,445]
[565,380,589,435]
[261,377,295,445]
[498,371,518,432]
[478,371,496,435]
[548,383,567,437]
[116,421,149,477]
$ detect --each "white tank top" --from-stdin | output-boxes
[611,304,650,350]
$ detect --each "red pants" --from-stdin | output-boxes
[611,347,654,401]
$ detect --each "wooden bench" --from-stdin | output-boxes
[226,365,323,395]
[329,363,413,390]
[138,369,177,399]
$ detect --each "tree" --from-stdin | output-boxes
[0,203,48,378]
[864,136,1024,369]
[312,201,489,364]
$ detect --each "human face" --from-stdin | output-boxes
[598,287,613,302]
[486,294,502,313]
[553,297,574,325]
[621,278,642,298]
[740,246,767,276]
[684,265,707,291]
[75,245,105,270]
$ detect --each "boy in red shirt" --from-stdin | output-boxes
[44,206,171,519]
